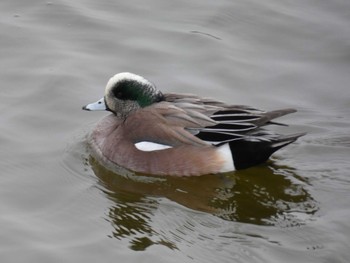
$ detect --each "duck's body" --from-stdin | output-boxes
[83,72,304,176]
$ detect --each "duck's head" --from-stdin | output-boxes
[83,72,164,118]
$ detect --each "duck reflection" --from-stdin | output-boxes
[89,157,317,250]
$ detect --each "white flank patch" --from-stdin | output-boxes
[135,141,172,152]
[217,143,235,172]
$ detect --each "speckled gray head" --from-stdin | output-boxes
[82,72,164,118]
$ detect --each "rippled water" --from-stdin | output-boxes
[1,0,350,262]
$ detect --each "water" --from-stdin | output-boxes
[1,0,350,262]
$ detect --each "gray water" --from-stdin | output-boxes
[1,0,350,262]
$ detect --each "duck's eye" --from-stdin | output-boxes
[112,81,138,101]
[115,91,123,99]
[98,101,102,104]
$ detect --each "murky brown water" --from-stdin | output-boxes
[1,0,350,262]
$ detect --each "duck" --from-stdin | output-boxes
[82,72,304,176]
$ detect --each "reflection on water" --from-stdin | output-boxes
[89,157,318,250]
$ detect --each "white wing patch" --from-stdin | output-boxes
[135,141,172,152]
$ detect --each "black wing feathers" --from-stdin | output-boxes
[195,108,298,145]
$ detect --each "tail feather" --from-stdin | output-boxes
[228,132,305,170]
[254,108,297,126]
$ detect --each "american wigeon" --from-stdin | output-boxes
[83,72,304,176]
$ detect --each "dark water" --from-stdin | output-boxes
[1,0,350,262]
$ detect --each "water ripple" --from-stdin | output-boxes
[87,154,318,255]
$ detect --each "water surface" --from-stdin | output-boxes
[1,0,350,262]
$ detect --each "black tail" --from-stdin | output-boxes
[228,133,305,170]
